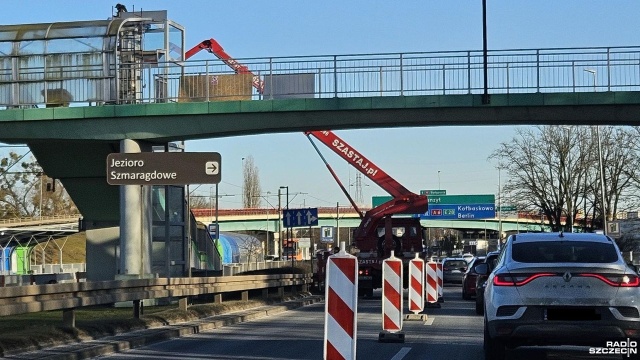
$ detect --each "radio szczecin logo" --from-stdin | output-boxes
[589,339,637,357]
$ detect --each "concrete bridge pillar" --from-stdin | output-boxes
[119,139,152,276]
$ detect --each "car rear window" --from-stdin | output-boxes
[444,260,467,268]
[512,241,619,263]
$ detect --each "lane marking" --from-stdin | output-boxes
[423,317,434,325]
[390,347,412,360]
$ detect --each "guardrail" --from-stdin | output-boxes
[0,273,312,327]
[0,215,81,227]
[2,46,640,108]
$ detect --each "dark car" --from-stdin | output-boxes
[462,256,485,300]
[442,257,468,283]
[474,250,500,314]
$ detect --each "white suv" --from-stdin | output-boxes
[480,232,640,359]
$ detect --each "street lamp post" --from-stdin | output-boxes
[497,167,502,250]
[584,69,597,92]
[277,188,282,260]
[241,157,245,208]
[585,69,607,234]
[437,170,441,190]
[562,126,574,233]
[481,0,490,104]
[595,126,608,235]
[279,186,290,266]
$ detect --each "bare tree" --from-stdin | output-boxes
[235,233,263,263]
[1,151,78,219]
[490,126,640,232]
[188,194,211,210]
[242,155,262,208]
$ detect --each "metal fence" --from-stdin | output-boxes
[2,46,640,108]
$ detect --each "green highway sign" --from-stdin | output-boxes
[372,194,496,207]
[420,189,447,196]
[426,194,495,205]
[498,205,518,212]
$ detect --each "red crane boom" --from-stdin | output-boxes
[305,130,428,240]
[185,39,264,93]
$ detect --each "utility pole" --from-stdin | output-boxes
[498,168,502,250]
[336,202,340,245]
[278,188,282,260]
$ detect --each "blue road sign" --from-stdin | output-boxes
[283,208,319,227]
[419,203,496,220]
[320,226,335,243]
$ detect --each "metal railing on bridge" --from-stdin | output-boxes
[2,46,640,108]
[0,214,81,227]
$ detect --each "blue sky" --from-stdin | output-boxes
[2,1,639,209]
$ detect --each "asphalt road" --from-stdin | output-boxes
[91,285,624,360]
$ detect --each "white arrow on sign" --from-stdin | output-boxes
[306,210,318,224]
[296,211,303,225]
[285,212,292,226]
[205,161,219,175]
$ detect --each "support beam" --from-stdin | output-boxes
[178,297,188,311]
[62,308,75,328]
[214,293,222,304]
[119,139,152,278]
[133,299,143,318]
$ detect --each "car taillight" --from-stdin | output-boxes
[493,273,555,286]
[359,269,370,276]
[580,273,640,287]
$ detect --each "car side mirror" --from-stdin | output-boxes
[474,263,489,275]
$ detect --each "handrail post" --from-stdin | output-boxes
[205,61,210,101]
[467,51,471,94]
[536,50,540,93]
[269,57,273,100]
[399,53,404,96]
[333,55,338,98]
[607,48,611,91]
[572,61,576,92]
[442,64,446,95]
[506,63,510,94]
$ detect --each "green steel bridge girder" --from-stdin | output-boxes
[1,92,640,144]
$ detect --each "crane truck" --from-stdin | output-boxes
[184,38,429,296]
[305,131,428,296]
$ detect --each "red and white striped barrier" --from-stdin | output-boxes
[426,261,438,303]
[408,253,424,314]
[382,251,403,333]
[436,262,443,301]
[324,242,358,360]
